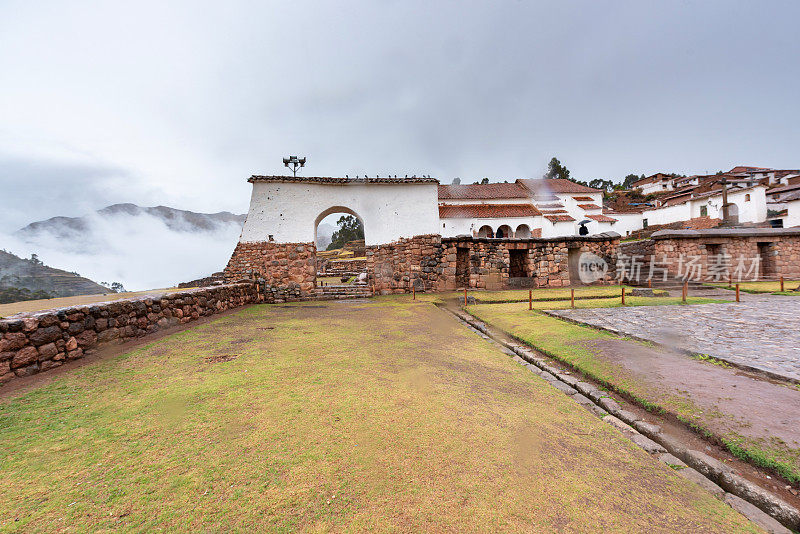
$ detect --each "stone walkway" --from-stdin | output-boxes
[548,293,800,382]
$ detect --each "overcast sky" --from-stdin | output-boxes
[2,0,799,229]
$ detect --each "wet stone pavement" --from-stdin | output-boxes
[548,293,800,382]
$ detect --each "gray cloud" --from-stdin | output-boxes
[1,0,799,232]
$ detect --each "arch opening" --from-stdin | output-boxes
[515,224,531,239]
[314,206,367,288]
[477,225,494,238]
[496,225,512,239]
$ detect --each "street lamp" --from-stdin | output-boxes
[282,155,306,176]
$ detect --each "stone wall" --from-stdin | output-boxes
[650,228,800,280]
[0,283,262,388]
[363,233,620,294]
[439,235,619,290]
[224,241,316,300]
[366,234,442,294]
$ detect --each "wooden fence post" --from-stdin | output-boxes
[621,286,625,306]
[464,287,467,306]
[571,288,575,308]
[529,289,532,310]
[682,281,687,303]
[781,276,785,292]
[736,283,740,302]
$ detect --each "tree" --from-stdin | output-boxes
[28,253,43,266]
[111,282,125,293]
[326,215,365,250]
[544,157,570,181]
[621,174,639,190]
[451,177,461,185]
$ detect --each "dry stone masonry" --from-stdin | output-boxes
[0,283,261,388]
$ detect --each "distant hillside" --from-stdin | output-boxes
[9,203,247,291]
[0,250,109,299]
[16,203,246,242]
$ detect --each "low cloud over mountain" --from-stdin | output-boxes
[4,204,246,291]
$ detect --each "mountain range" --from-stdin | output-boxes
[0,249,109,299]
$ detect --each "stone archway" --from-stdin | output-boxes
[516,224,531,238]
[314,206,365,247]
[497,225,512,239]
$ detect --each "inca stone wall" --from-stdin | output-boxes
[363,233,620,294]
[0,283,262,388]
[224,241,316,301]
[651,230,800,279]
[438,235,619,290]
[366,234,443,294]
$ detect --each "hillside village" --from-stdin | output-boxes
[437,165,800,241]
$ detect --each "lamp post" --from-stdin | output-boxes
[282,156,306,176]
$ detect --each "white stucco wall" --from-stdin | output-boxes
[786,199,800,228]
[607,212,644,236]
[240,181,440,245]
[440,216,543,238]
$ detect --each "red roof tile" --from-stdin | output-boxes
[438,203,541,219]
[437,182,529,200]
[572,196,595,201]
[586,214,618,223]
[249,175,438,184]
[577,203,602,210]
[517,178,601,194]
[544,214,576,223]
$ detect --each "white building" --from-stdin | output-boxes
[437,179,620,239]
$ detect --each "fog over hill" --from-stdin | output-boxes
[3,204,250,291]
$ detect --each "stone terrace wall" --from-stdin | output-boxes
[366,234,442,294]
[0,283,261,388]
[651,228,800,279]
[224,241,316,301]
[439,235,619,290]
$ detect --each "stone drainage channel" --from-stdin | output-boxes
[441,304,800,534]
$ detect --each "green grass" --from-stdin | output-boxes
[461,285,663,303]
[707,279,800,294]
[466,301,800,484]
[0,300,755,532]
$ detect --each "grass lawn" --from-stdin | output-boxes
[706,280,800,294]
[0,300,755,532]
[462,285,662,303]
[466,300,800,483]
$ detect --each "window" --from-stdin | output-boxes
[745,194,751,202]
[700,205,708,217]
[642,219,648,229]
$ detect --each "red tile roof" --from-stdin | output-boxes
[729,166,772,173]
[536,203,565,209]
[249,175,438,184]
[586,214,618,223]
[438,203,541,219]
[517,178,601,194]
[437,182,529,200]
[572,196,595,201]
[767,183,800,195]
[544,214,576,223]
[577,203,602,210]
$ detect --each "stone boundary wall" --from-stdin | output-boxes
[649,228,800,279]
[439,235,619,290]
[618,239,656,262]
[0,283,262,388]
[366,234,442,294]
[224,241,316,301]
